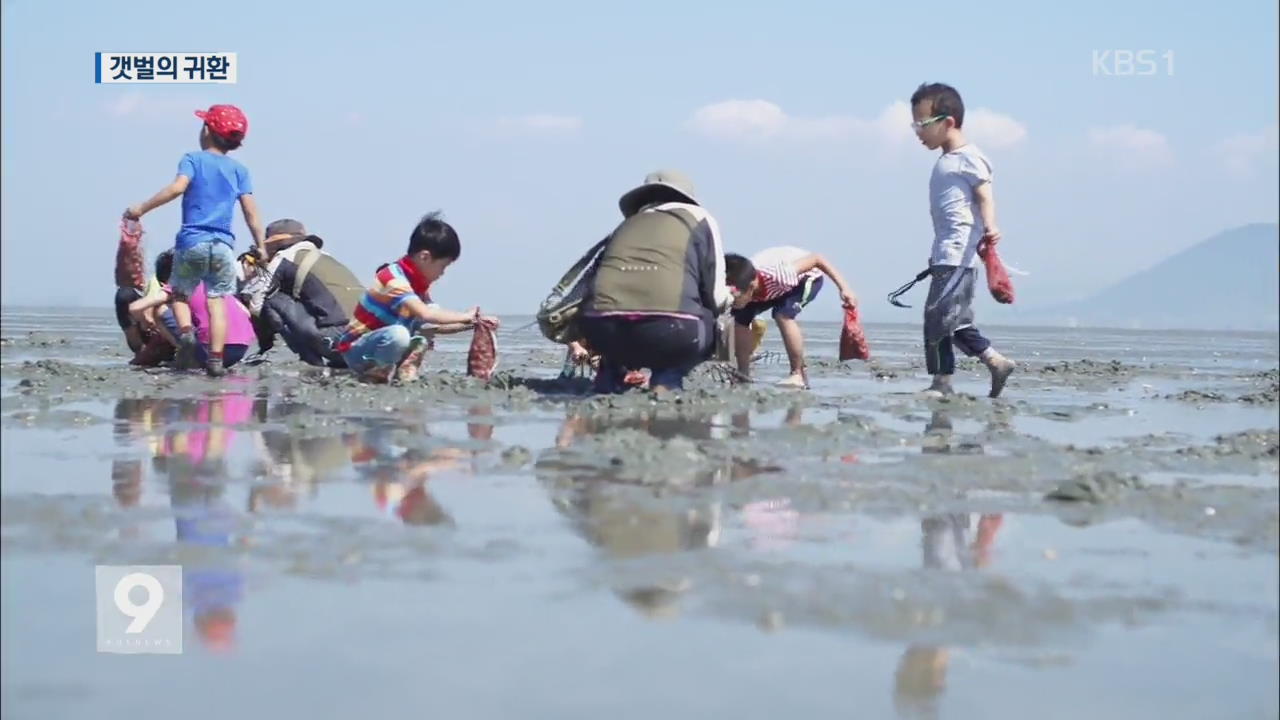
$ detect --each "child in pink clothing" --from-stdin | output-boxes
[176,283,254,367]
[135,282,255,369]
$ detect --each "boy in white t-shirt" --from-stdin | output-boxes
[911,82,1016,398]
[725,247,858,388]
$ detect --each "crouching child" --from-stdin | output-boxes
[335,212,500,384]
[726,247,859,388]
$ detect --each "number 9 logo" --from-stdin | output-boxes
[114,572,165,633]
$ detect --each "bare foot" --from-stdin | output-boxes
[776,373,807,390]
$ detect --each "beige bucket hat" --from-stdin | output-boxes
[618,169,700,217]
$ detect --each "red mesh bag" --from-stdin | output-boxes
[839,307,870,361]
[115,219,146,290]
[467,314,498,381]
[977,236,1015,304]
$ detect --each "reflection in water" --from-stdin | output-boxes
[733,408,805,551]
[347,416,467,527]
[539,410,774,619]
[115,392,256,653]
[107,392,479,651]
[894,410,1004,720]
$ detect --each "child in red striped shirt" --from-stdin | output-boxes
[726,247,859,388]
[337,212,500,384]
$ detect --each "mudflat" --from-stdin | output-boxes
[2,309,1277,720]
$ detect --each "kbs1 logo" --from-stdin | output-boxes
[1092,50,1175,76]
[95,565,183,654]
[95,52,237,84]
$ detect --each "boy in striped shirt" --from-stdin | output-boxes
[726,246,859,388]
[336,212,500,384]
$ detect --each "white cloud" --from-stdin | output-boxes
[688,99,790,142]
[966,108,1028,149]
[1213,123,1279,176]
[1088,125,1173,169]
[687,99,1025,149]
[494,113,583,136]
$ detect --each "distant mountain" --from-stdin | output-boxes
[1039,223,1279,331]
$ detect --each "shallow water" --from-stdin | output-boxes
[2,308,1277,719]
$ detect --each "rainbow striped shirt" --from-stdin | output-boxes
[336,257,432,353]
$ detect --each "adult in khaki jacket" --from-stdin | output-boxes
[580,170,753,394]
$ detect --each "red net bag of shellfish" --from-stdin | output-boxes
[115,219,146,290]
[977,236,1015,304]
[467,314,498,381]
[839,307,870,361]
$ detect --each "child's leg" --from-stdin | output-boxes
[203,242,237,359]
[771,277,821,387]
[115,288,145,352]
[733,322,755,374]
[169,244,208,370]
[922,337,957,396]
[952,326,990,358]
[156,308,180,346]
[955,326,1015,398]
[925,337,956,376]
[922,267,963,395]
[168,297,200,371]
[171,299,195,335]
[206,296,227,355]
[341,326,413,382]
[392,334,431,384]
[774,316,807,379]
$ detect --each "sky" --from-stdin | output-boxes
[2,0,1277,321]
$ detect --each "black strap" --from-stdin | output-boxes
[547,235,610,299]
[887,268,931,308]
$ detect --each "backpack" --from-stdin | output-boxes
[290,248,365,317]
[536,235,610,344]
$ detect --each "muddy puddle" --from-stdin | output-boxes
[2,310,1277,719]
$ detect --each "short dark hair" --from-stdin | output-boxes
[155,250,175,284]
[407,211,461,260]
[207,129,243,152]
[724,253,756,291]
[910,83,965,128]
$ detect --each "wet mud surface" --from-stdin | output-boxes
[2,314,1277,719]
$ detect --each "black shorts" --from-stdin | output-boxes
[114,287,144,330]
[731,276,823,326]
[580,314,713,371]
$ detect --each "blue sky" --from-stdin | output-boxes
[2,0,1277,321]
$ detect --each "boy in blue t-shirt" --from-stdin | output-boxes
[124,104,268,377]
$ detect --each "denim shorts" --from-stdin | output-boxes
[172,240,236,299]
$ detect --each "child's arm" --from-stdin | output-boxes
[793,254,859,308]
[125,176,190,219]
[238,194,269,260]
[973,182,1000,243]
[427,322,474,336]
[400,297,500,329]
[128,289,172,321]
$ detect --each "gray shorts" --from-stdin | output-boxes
[923,266,976,347]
